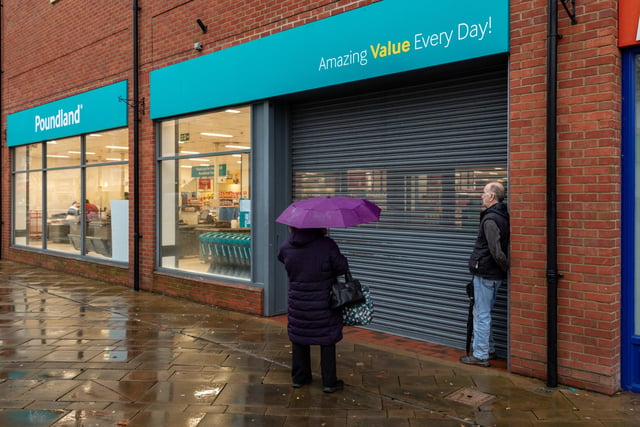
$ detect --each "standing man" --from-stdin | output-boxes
[460,181,509,367]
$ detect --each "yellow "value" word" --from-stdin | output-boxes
[370,40,411,59]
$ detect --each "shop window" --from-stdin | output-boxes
[14,144,42,170]
[13,171,43,248]
[46,137,81,168]
[158,106,251,279]
[12,129,129,260]
[46,168,80,253]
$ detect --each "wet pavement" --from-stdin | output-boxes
[0,260,638,426]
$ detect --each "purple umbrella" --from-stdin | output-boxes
[276,196,381,228]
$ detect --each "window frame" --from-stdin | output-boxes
[156,106,252,280]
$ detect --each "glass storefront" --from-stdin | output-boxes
[158,106,251,279]
[12,129,129,260]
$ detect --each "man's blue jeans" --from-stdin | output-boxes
[472,275,502,360]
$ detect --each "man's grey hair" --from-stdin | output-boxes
[487,182,506,202]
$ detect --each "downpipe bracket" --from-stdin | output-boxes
[546,270,564,282]
[560,0,578,25]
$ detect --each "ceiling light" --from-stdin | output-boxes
[47,154,70,158]
[106,145,128,150]
[106,158,128,161]
[225,109,241,114]
[200,132,233,138]
[188,158,209,162]
[46,140,57,144]
[225,145,250,149]
[180,165,193,169]
[68,151,95,155]
[89,133,103,137]
[180,151,200,155]
[231,154,241,157]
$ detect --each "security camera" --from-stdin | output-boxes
[194,42,203,51]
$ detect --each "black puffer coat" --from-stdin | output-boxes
[277,228,349,345]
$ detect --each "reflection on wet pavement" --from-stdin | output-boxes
[0,409,65,426]
[0,260,638,427]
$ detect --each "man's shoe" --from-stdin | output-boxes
[470,347,498,360]
[460,355,490,367]
[322,380,344,393]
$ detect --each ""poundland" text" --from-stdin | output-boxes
[34,104,83,132]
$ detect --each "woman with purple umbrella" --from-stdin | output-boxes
[277,227,349,393]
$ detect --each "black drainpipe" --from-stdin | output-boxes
[546,0,560,388]
[546,0,576,389]
[132,0,140,291]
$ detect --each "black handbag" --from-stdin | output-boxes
[329,271,365,309]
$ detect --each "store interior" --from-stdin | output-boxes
[159,106,252,277]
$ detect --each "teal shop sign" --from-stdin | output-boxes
[192,165,215,177]
[7,81,128,147]
[150,0,508,119]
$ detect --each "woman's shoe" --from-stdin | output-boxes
[322,380,344,393]
[292,378,311,388]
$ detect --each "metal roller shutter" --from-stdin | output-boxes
[290,67,509,354]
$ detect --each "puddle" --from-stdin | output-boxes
[0,409,65,426]
[102,350,129,362]
[0,370,29,380]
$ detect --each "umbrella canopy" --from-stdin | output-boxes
[276,196,381,228]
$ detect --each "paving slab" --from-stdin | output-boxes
[0,260,638,427]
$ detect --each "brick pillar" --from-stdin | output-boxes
[509,0,622,394]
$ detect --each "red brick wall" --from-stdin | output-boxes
[6,250,130,287]
[2,1,131,111]
[153,272,264,316]
[509,0,621,394]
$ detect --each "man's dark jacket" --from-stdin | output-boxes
[468,202,510,280]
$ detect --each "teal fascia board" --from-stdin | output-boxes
[7,81,128,147]
[150,0,509,119]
